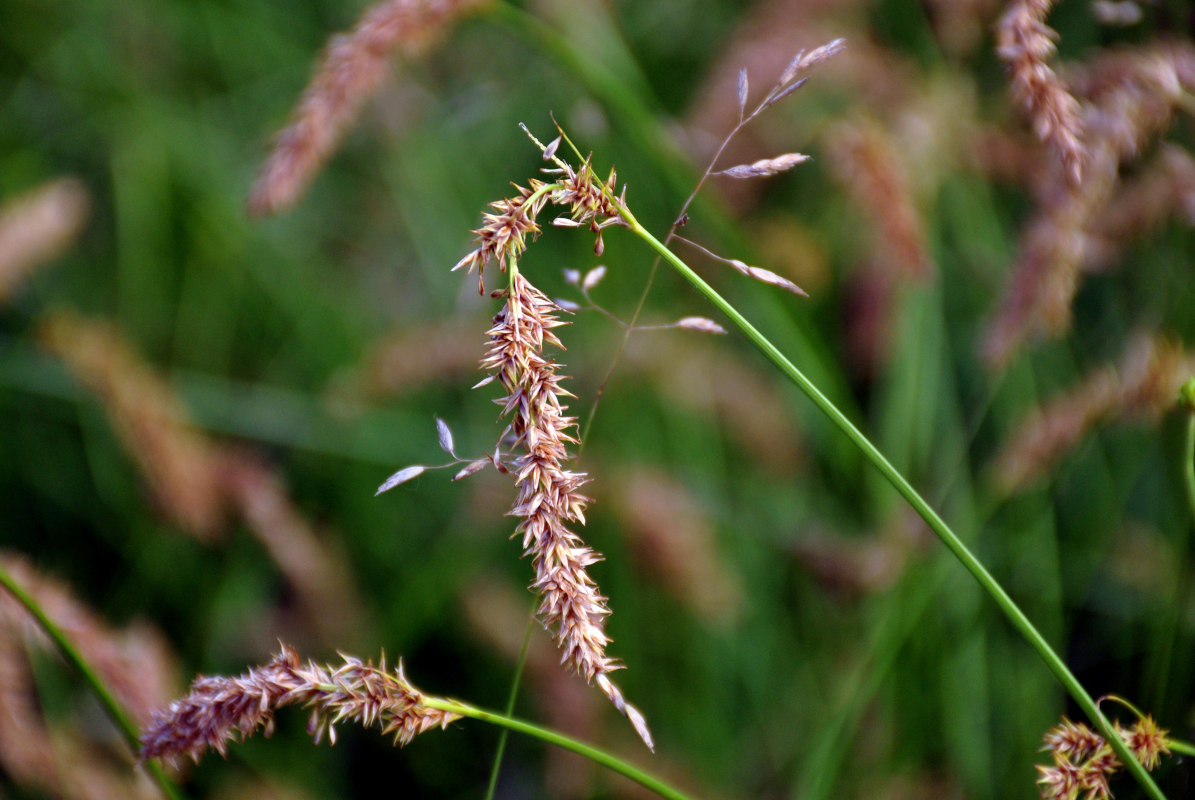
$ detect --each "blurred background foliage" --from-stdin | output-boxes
[2,0,1195,798]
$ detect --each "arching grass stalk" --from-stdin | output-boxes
[611,200,1167,800]
[423,698,696,800]
[0,563,185,800]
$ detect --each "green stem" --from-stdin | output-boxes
[426,698,696,800]
[484,596,538,800]
[1168,739,1195,758]
[0,563,184,800]
[1185,407,1195,526]
[615,205,1167,800]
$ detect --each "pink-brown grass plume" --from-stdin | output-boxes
[983,42,1195,369]
[992,334,1195,493]
[481,269,653,750]
[824,118,934,280]
[0,178,89,303]
[0,553,175,800]
[248,0,491,216]
[39,312,228,539]
[1085,144,1195,270]
[39,312,366,641]
[139,644,458,764]
[611,468,744,627]
[995,0,1086,182]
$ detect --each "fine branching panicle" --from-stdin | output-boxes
[139,644,459,765]
[419,91,842,745]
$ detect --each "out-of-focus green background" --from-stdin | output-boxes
[3,0,1195,798]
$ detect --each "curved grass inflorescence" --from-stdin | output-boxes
[482,268,652,749]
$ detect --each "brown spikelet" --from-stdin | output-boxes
[480,271,653,750]
[983,43,1195,368]
[969,127,1047,185]
[0,552,178,726]
[0,178,90,303]
[39,312,366,640]
[1036,714,1170,800]
[840,261,900,379]
[39,311,228,539]
[980,183,1097,369]
[139,645,459,764]
[452,144,628,295]
[1091,1,1144,26]
[992,334,1195,493]
[247,0,491,216]
[824,120,934,279]
[995,0,1086,183]
[452,180,549,292]
[0,608,66,793]
[791,510,933,596]
[611,469,744,626]
[0,554,175,800]
[548,157,624,225]
[222,454,369,644]
[714,152,809,178]
[672,234,809,296]
[1085,145,1195,270]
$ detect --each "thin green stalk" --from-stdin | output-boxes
[1145,389,1195,712]
[615,204,1167,800]
[1170,739,1195,758]
[1184,384,1195,524]
[0,562,184,800]
[426,698,696,800]
[484,596,539,800]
